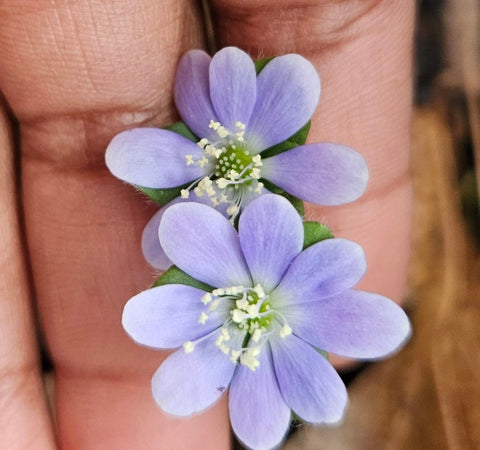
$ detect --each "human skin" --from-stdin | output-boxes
[0,1,414,449]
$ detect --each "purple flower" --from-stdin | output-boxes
[122,194,410,450]
[105,47,368,269]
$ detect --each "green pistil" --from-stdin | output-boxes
[215,144,254,180]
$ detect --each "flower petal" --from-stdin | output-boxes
[159,202,251,288]
[246,54,321,151]
[152,329,241,416]
[105,128,207,188]
[142,204,177,270]
[239,194,303,292]
[262,143,368,205]
[270,334,347,424]
[122,285,229,349]
[209,47,257,131]
[142,192,230,270]
[229,347,291,450]
[281,290,411,359]
[174,50,219,141]
[272,238,366,307]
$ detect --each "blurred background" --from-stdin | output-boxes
[244,0,480,448]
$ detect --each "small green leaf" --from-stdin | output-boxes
[260,121,311,159]
[164,121,198,142]
[136,184,187,206]
[317,349,329,360]
[291,412,304,424]
[153,265,213,291]
[284,193,305,218]
[259,179,284,194]
[136,121,197,205]
[303,222,334,249]
[254,57,274,74]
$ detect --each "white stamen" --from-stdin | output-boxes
[219,193,229,203]
[209,120,220,130]
[231,309,247,323]
[197,138,209,148]
[254,182,264,194]
[230,350,241,363]
[240,347,260,371]
[183,341,195,353]
[227,205,238,216]
[180,189,189,199]
[221,328,231,341]
[185,155,194,165]
[253,284,265,298]
[250,168,261,179]
[216,178,229,189]
[209,299,220,311]
[201,293,212,305]
[252,154,262,166]
[217,126,229,138]
[279,324,292,338]
[198,312,209,324]
[197,156,209,168]
[251,328,263,343]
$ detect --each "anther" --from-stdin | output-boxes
[198,312,209,324]
[183,341,195,353]
[279,325,292,338]
[201,293,212,305]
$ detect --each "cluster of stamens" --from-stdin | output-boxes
[181,121,264,223]
[182,283,292,371]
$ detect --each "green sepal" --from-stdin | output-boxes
[260,121,311,159]
[137,184,187,206]
[317,349,329,360]
[303,222,334,250]
[152,265,213,291]
[254,57,274,75]
[135,121,197,205]
[163,121,198,142]
[283,193,305,218]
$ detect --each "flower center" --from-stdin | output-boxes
[181,120,264,223]
[182,283,292,372]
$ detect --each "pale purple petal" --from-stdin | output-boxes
[142,193,229,270]
[272,239,366,308]
[122,285,229,349]
[280,290,411,359]
[152,329,242,416]
[174,50,218,141]
[209,47,257,131]
[239,195,303,292]
[159,202,251,288]
[142,204,177,270]
[246,54,321,151]
[229,347,290,450]
[105,128,207,188]
[270,334,347,424]
[262,143,368,205]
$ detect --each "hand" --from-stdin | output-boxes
[0,1,414,448]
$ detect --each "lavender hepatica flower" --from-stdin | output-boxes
[105,46,368,269]
[122,195,410,450]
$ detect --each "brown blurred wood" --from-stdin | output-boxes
[283,103,480,450]
[444,0,480,202]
